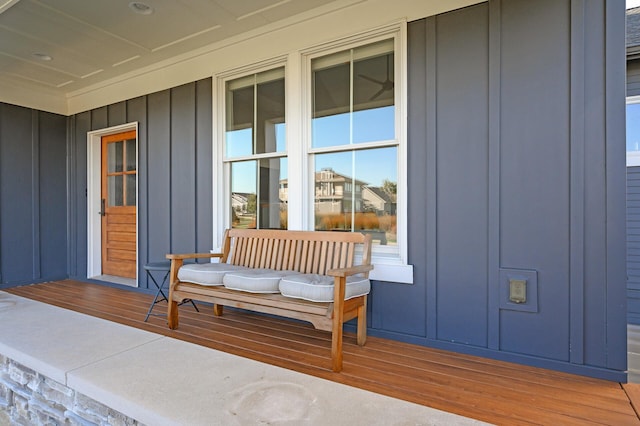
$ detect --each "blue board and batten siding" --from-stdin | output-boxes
[0,0,627,380]
[0,104,68,286]
[380,0,625,379]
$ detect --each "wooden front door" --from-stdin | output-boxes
[101,130,137,278]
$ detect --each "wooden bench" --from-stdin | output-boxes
[166,228,373,372]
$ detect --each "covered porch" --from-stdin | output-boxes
[3,280,639,425]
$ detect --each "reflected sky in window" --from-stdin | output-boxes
[312,106,394,148]
[628,103,640,152]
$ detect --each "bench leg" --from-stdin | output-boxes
[167,258,182,330]
[331,276,346,372]
[167,300,179,329]
[213,304,223,316]
[331,323,343,373]
[356,296,367,346]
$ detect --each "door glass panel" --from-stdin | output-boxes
[108,142,123,173]
[126,174,136,206]
[108,175,123,206]
[125,139,136,171]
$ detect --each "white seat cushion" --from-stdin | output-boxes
[177,263,247,286]
[279,274,371,302]
[223,269,298,293]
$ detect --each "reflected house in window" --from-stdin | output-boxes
[314,168,366,214]
[278,168,368,214]
[231,193,249,214]
[362,186,396,216]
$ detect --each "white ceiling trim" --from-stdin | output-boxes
[151,25,223,53]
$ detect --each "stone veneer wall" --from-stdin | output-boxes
[0,354,141,426]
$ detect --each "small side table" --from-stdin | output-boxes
[144,260,199,322]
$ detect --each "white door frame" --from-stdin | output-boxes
[86,122,139,283]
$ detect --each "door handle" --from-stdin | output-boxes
[99,198,106,216]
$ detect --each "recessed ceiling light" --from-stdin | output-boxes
[129,2,153,15]
[33,53,52,61]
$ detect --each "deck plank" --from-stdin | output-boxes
[5,280,639,425]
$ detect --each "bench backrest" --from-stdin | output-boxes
[220,229,372,277]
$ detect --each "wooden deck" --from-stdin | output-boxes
[5,280,640,425]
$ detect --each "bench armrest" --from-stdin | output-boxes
[326,264,374,278]
[166,252,223,260]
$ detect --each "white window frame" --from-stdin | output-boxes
[628,96,640,167]
[213,23,413,283]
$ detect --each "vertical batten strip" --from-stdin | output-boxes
[569,0,585,365]
[486,0,501,349]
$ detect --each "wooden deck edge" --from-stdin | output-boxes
[622,383,640,421]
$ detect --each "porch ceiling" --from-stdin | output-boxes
[0,0,485,114]
[0,0,349,96]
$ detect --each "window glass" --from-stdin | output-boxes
[231,161,257,228]
[628,102,640,153]
[230,159,287,229]
[225,67,287,230]
[313,146,397,246]
[312,39,394,148]
[226,68,285,158]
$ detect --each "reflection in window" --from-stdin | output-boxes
[226,68,286,158]
[628,102,640,153]
[225,67,287,230]
[309,38,397,247]
[312,147,397,246]
[231,159,287,229]
[312,39,394,148]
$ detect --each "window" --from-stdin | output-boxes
[224,67,286,229]
[216,24,412,283]
[628,97,640,166]
[308,39,398,250]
